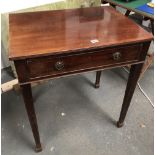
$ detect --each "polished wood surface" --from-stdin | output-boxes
[100,1,154,81]
[117,41,150,127]
[20,84,42,152]
[14,42,145,84]
[9,6,152,60]
[9,6,153,152]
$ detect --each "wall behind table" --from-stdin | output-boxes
[1,0,101,74]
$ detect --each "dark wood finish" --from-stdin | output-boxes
[14,43,144,84]
[117,63,144,127]
[8,7,153,152]
[123,6,154,80]
[9,7,152,60]
[95,71,102,88]
[20,84,42,152]
[101,1,154,86]
[27,44,141,79]
[117,41,151,127]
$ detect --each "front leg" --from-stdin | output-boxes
[117,63,144,127]
[20,84,42,152]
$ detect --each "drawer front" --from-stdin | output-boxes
[27,44,141,79]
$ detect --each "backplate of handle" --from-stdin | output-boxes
[55,61,64,71]
[113,52,121,61]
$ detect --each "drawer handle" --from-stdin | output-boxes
[55,61,64,71]
[113,52,121,61]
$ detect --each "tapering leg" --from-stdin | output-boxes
[95,71,102,88]
[20,84,42,152]
[117,63,144,128]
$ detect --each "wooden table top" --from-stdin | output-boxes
[9,6,153,60]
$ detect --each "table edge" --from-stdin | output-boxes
[9,38,153,61]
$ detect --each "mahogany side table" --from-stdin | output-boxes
[9,6,153,152]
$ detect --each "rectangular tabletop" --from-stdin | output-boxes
[103,0,154,19]
[9,6,152,60]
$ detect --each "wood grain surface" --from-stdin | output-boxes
[9,6,153,60]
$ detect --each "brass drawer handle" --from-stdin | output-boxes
[55,61,64,71]
[113,52,121,61]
